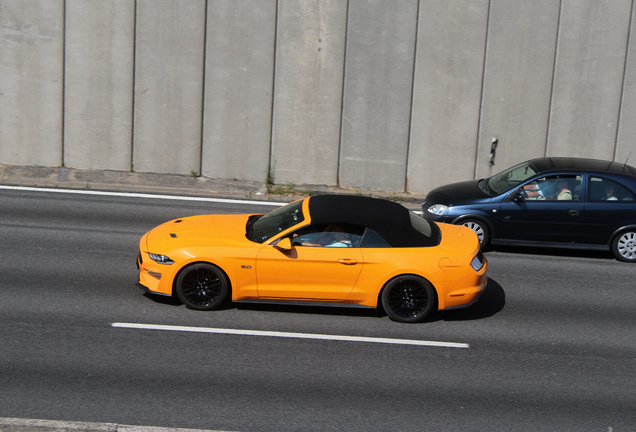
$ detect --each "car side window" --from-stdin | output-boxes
[519,175,582,202]
[588,176,636,202]
[359,228,391,248]
[290,223,364,248]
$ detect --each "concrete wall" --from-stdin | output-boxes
[617,1,636,163]
[474,0,561,180]
[547,0,632,161]
[2,0,636,194]
[339,0,418,191]
[64,0,135,171]
[271,0,347,186]
[132,0,206,175]
[0,0,64,167]
[202,0,277,182]
[408,0,489,190]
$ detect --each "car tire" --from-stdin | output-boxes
[381,275,436,323]
[460,219,490,247]
[175,263,229,310]
[611,230,636,262]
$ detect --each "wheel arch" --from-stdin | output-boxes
[609,225,636,262]
[608,224,636,247]
[451,214,495,247]
[451,214,495,236]
[376,273,439,311]
[171,260,233,300]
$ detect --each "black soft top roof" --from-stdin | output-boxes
[308,195,439,247]
[529,157,636,176]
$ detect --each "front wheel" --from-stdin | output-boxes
[381,275,436,323]
[460,219,490,248]
[611,230,636,262]
[175,263,229,310]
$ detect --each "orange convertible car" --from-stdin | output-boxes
[137,195,487,323]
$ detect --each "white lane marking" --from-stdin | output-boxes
[0,417,227,432]
[112,322,469,348]
[0,185,286,207]
[0,185,422,213]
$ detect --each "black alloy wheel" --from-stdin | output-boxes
[175,263,229,310]
[381,275,436,323]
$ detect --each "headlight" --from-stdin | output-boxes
[427,204,448,216]
[148,253,174,265]
[470,251,485,271]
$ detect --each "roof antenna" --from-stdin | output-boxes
[623,152,631,169]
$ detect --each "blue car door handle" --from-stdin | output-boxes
[568,209,580,216]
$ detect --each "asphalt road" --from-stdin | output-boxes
[0,188,635,432]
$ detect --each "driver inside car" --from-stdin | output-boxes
[298,224,352,247]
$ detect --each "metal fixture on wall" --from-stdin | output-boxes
[489,138,498,167]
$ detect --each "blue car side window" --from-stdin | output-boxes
[520,175,581,201]
[588,177,636,202]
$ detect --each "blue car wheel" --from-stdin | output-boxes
[460,219,490,248]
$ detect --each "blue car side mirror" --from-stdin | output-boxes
[512,191,525,202]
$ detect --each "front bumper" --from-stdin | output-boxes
[137,250,174,296]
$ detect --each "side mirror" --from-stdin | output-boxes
[512,190,524,202]
[274,237,292,252]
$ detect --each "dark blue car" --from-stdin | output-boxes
[422,157,636,262]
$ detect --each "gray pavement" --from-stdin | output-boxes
[0,165,423,432]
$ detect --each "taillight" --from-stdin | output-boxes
[470,251,486,271]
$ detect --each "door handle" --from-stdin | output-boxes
[338,259,358,265]
[568,209,580,216]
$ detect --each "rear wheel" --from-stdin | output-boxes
[175,263,229,310]
[381,275,436,323]
[611,230,636,262]
[460,219,490,247]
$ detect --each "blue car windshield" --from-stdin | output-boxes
[486,161,538,195]
[247,200,305,243]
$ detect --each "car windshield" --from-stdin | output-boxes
[485,161,538,195]
[247,200,305,243]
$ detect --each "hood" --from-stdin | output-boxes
[425,180,491,206]
[144,214,252,250]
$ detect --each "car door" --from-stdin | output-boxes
[581,176,636,245]
[255,224,364,300]
[498,174,586,243]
